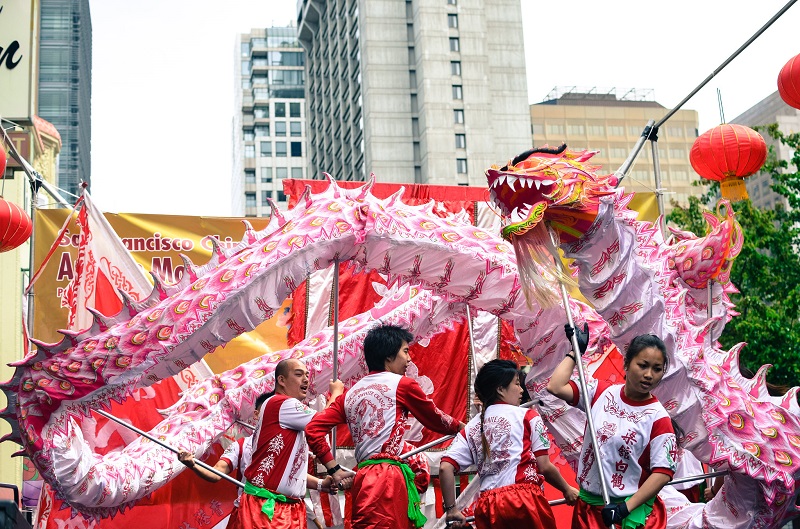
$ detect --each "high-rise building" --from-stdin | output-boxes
[530,88,701,210]
[38,0,92,199]
[233,27,307,216]
[297,0,530,186]
[730,91,800,211]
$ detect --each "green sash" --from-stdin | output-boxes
[358,458,426,528]
[243,481,290,520]
[579,489,654,529]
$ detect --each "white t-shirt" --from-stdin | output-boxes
[568,379,677,497]
[441,403,550,492]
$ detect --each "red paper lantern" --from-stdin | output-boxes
[0,143,7,174]
[0,197,33,252]
[689,124,767,202]
[778,53,800,110]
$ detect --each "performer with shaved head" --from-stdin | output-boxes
[231,358,343,529]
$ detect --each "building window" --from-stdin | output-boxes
[245,192,257,208]
[241,79,252,89]
[260,141,272,157]
[290,102,301,117]
[607,125,624,136]
[244,130,255,141]
[241,42,251,57]
[255,125,269,137]
[588,125,605,136]
[451,61,461,76]
[290,122,302,137]
[241,61,251,75]
[278,191,287,202]
[292,167,303,179]
[262,191,272,204]
[454,109,465,124]
[547,124,564,135]
[245,169,256,183]
[610,148,628,158]
[669,148,686,159]
[276,142,287,157]
[455,134,466,149]
[447,0,457,4]
[456,158,468,174]
[448,14,458,28]
[274,102,286,117]
[275,122,287,136]
[254,107,269,119]
[667,126,684,138]
[452,85,463,100]
[245,145,255,158]
[567,124,585,135]
[261,167,273,183]
[276,167,288,179]
[449,37,460,52]
[291,142,302,157]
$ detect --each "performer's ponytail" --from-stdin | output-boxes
[474,359,520,462]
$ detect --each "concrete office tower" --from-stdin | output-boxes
[38,0,92,199]
[297,0,531,185]
[730,91,800,211]
[530,88,701,211]
[233,27,307,216]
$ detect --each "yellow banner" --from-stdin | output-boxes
[32,210,288,374]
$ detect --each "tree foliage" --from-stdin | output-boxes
[667,123,800,390]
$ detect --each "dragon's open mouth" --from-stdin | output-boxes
[486,145,618,243]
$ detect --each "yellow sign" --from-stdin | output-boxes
[32,210,289,374]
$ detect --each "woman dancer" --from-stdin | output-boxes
[440,359,578,528]
[547,328,676,529]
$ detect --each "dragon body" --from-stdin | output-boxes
[2,152,797,528]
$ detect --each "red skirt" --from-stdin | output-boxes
[570,496,667,529]
[350,461,414,529]
[474,482,557,529]
[228,492,306,529]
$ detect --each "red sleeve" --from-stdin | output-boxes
[397,377,460,435]
[651,467,675,479]
[440,456,461,472]
[567,380,580,407]
[306,393,347,465]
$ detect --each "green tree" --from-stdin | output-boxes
[668,123,800,390]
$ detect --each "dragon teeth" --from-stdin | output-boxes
[507,176,518,191]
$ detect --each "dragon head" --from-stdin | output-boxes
[486,144,618,244]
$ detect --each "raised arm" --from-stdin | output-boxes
[546,323,588,403]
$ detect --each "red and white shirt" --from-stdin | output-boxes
[441,403,550,492]
[219,436,254,506]
[569,379,677,497]
[244,394,316,499]
[307,371,460,464]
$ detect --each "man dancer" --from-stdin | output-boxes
[306,324,464,529]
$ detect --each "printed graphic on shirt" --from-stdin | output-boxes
[346,383,393,445]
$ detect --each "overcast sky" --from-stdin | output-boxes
[88,0,800,215]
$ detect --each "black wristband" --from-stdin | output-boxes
[442,501,456,512]
[565,353,576,362]
[327,463,342,476]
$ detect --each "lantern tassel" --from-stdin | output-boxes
[720,178,749,202]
